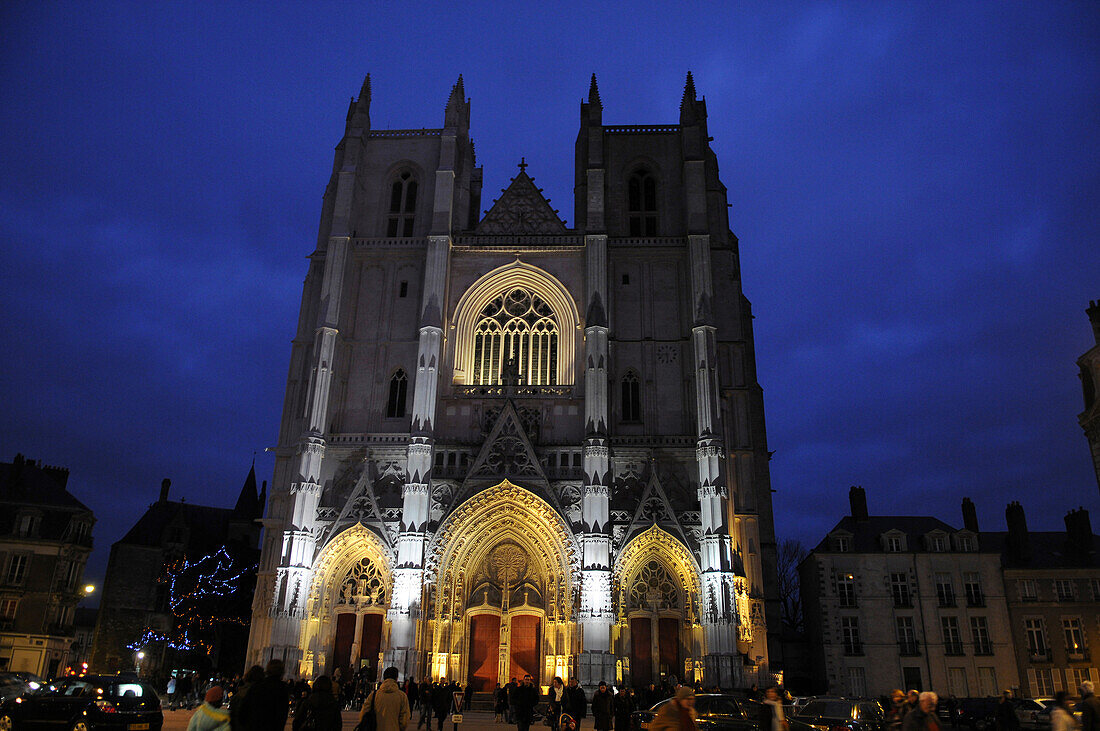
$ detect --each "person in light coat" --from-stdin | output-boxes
[186,687,230,731]
[362,667,412,731]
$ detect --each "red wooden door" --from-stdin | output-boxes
[658,618,680,679]
[509,615,541,683]
[332,613,356,677]
[360,613,384,681]
[630,618,652,687]
[468,614,501,691]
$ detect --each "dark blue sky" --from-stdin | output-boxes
[2,2,1098,588]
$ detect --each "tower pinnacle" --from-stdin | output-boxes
[588,73,602,107]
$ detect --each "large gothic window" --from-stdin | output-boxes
[621,372,641,421]
[627,560,681,610]
[386,171,418,237]
[627,169,658,236]
[471,288,558,386]
[386,370,408,418]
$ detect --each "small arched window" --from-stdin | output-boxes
[386,171,418,237]
[627,168,658,236]
[386,370,408,418]
[621,372,641,421]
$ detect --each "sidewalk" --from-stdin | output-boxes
[160,709,517,731]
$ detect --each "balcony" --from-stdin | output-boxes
[944,642,965,656]
[842,642,864,656]
[898,640,921,656]
[974,642,994,656]
[1029,648,1052,662]
[965,592,985,608]
[936,591,956,608]
[1067,649,1091,662]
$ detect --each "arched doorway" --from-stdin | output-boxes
[614,526,702,687]
[303,524,393,681]
[427,480,579,688]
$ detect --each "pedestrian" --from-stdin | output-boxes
[647,687,696,731]
[564,678,587,730]
[613,687,636,731]
[186,686,230,731]
[464,682,474,710]
[293,676,343,731]
[513,674,539,731]
[886,689,908,731]
[431,678,453,731]
[1051,691,1077,731]
[591,682,613,731]
[1080,681,1100,731]
[362,667,411,731]
[495,683,507,722]
[505,677,518,724]
[758,687,788,731]
[231,666,265,731]
[548,677,566,730]
[901,692,941,731]
[235,659,291,731]
[995,692,1019,731]
[417,679,433,730]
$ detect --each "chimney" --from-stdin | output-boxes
[962,497,979,533]
[1006,501,1030,561]
[159,478,171,503]
[849,486,868,521]
[1087,300,1100,346]
[1065,507,1093,557]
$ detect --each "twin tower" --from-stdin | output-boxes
[245,73,781,690]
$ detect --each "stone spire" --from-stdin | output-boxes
[347,73,372,128]
[444,74,467,129]
[588,73,602,107]
[680,71,698,124]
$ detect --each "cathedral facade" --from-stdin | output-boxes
[245,74,780,690]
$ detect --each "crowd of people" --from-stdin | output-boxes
[177,667,1100,731]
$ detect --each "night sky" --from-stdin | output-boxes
[2,2,1098,590]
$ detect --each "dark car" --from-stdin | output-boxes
[954,698,1000,731]
[630,694,818,731]
[793,698,885,731]
[0,675,163,731]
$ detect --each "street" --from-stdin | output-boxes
[160,709,503,731]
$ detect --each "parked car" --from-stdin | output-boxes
[793,698,885,731]
[1015,699,1052,729]
[954,698,1000,731]
[0,675,163,731]
[631,693,818,731]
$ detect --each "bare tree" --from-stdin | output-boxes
[777,538,809,631]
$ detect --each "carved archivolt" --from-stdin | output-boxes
[614,525,701,620]
[452,262,579,387]
[308,523,393,619]
[427,480,580,617]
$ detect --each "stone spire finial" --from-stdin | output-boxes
[681,71,697,109]
[359,74,371,103]
[588,73,602,107]
[444,74,467,129]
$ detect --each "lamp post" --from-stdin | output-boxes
[135,650,145,675]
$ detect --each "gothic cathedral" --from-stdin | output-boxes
[245,74,781,690]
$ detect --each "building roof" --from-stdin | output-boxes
[0,454,91,512]
[812,515,966,553]
[979,530,1100,569]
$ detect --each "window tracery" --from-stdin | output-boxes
[386,370,408,418]
[627,560,681,610]
[386,170,417,237]
[471,288,558,386]
[337,557,387,606]
[621,372,641,421]
[627,169,658,236]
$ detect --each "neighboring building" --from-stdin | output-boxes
[1079,299,1100,496]
[0,454,95,677]
[982,502,1100,698]
[246,73,781,690]
[89,468,264,676]
[801,488,1019,698]
[69,607,97,672]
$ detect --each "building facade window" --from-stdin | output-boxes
[63,561,80,591]
[1063,618,1087,659]
[15,513,40,537]
[891,573,912,607]
[1019,579,1038,601]
[386,370,408,418]
[847,667,867,697]
[386,170,418,237]
[930,534,947,552]
[1055,579,1076,601]
[942,616,964,655]
[621,372,641,422]
[971,616,992,655]
[5,555,28,585]
[1070,668,1092,689]
[886,535,903,552]
[833,536,851,552]
[896,616,919,655]
[627,168,658,236]
[1026,618,1049,660]
[0,598,16,621]
[964,572,984,607]
[1091,579,1100,600]
[471,288,559,386]
[957,535,975,551]
[836,574,856,607]
[935,573,956,607]
[978,667,998,696]
[1031,668,1055,697]
[842,616,862,655]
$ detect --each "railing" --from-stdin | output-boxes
[966,591,985,607]
[604,125,681,134]
[452,235,583,247]
[842,642,864,657]
[892,596,913,608]
[937,591,956,607]
[1067,649,1091,662]
[973,642,994,656]
[368,129,442,138]
[898,640,921,656]
[944,642,965,656]
[1029,648,1052,662]
[454,385,573,398]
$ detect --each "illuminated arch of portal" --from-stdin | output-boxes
[452,261,580,387]
[613,525,702,621]
[307,523,394,621]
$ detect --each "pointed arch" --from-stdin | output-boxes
[614,525,701,618]
[308,523,394,620]
[452,261,580,386]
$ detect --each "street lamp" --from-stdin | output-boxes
[84,584,95,595]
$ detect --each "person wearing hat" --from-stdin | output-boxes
[591,682,614,731]
[186,686,230,731]
[647,686,696,731]
[294,676,343,731]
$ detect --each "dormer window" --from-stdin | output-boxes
[884,533,905,552]
[386,171,418,237]
[929,534,947,552]
[833,535,851,553]
[627,168,658,236]
[15,513,40,538]
[956,534,975,552]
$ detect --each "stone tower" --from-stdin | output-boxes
[1079,299,1100,495]
[246,74,781,690]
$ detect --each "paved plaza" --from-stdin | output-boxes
[161,709,507,731]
